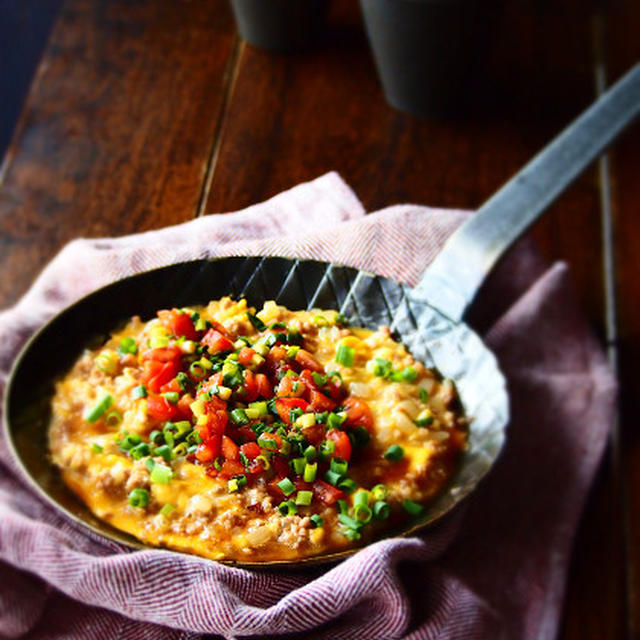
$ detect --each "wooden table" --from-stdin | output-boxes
[1,1,638,637]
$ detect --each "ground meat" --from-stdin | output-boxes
[124,462,150,493]
[277,515,311,549]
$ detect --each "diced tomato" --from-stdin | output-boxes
[276,374,306,398]
[240,442,261,459]
[325,376,347,402]
[237,346,256,367]
[294,349,324,373]
[275,397,309,425]
[159,377,181,394]
[139,346,182,363]
[201,329,234,354]
[273,455,291,478]
[146,394,182,422]
[219,459,245,479]
[177,392,194,420]
[313,479,345,506]
[299,369,320,393]
[264,346,289,377]
[326,428,352,461]
[342,397,373,432]
[255,373,274,398]
[294,478,312,492]
[236,369,259,402]
[195,435,221,463]
[301,424,324,446]
[197,408,228,440]
[236,424,258,442]
[247,459,263,474]
[221,435,240,461]
[143,360,180,393]
[203,394,227,413]
[158,309,199,341]
[267,477,286,500]
[309,389,336,412]
[200,372,224,389]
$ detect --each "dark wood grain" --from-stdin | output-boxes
[0,0,237,310]
[605,1,640,638]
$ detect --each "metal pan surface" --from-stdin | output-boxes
[4,64,640,568]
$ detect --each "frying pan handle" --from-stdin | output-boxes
[412,63,640,323]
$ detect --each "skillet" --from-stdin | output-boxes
[4,64,640,568]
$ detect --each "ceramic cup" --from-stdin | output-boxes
[359,0,484,117]
[229,0,330,53]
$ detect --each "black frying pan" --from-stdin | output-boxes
[4,64,640,568]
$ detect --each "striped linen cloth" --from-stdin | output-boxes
[0,173,615,639]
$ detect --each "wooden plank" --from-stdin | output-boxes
[604,0,640,637]
[0,0,237,309]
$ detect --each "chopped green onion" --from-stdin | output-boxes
[95,352,116,374]
[330,458,348,475]
[84,394,114,423]
[172,442,188,457]
[189,362,206,379]
[230,408,249,425]
[337,477,358,494]
[314,411,329,424]
[176,372,191,391]
[295,490,313,506]
[128,488,149,508]
[384,444,404,462]
[303,445,317,462]
[419,388,429,403]
[105,410,123,428]
[117,336,138,355]
[414,409,434,427]
[228,474,247,493]
[150,463,173,484]
[255,454,271,471]
[149,429,164,445]
[130,442,150,460]
[213,456,224,470]
[313,314,329,327]
[402,499,424,516]
[335,313,349,326]
[90,443,103,454]
[144,458,156,472]
[132,385,148,399]
[371,484,388,501]
[402,367,418,382]
[338,513,362,530]
[324,470,343,487]
[326,412,346,430]
[342,527,361,541]
[278,500,298,516]
[247,312,266,331]
[153,444,173,462]
[371,358,392,378]
[354,504,372,523]
[353,490,370,508]
[117,432,141,451]
[277,477,296,496]
[160,503,175,518]
[186,430,202,446]
[373,501,391,520]
[245,402,268,419]
[286,345,300,359]
[291,457,306,475]
[310,514,324,528]
[336,499,349,515]
[289,407,304,423]
[318,440,336,460]
[311,372,327,387]
[303,462,318,482]
[258,434,278,450]
[163,392,179,405]
[335,344,355,367]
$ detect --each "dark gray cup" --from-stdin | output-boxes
[359,0,482,117]
[230,0,330,53]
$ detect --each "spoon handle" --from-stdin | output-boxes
[413,63,640,323]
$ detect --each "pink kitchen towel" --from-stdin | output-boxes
[0,173,616,639]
